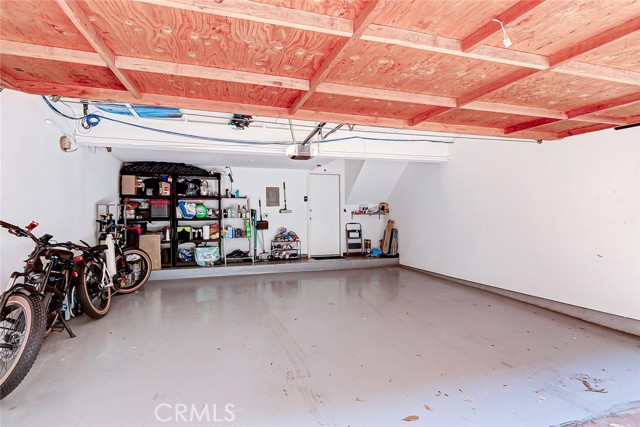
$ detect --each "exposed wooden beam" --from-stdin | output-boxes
[566,91,640,118]
[548,16,640,67]
[131,0,553,77]
[0,73,18,90]
[316,82,457,108]
[0,40,104,66]
[504,117,561,134]
[362,24,549,69]
[2,39,631,129]
[556,123,616,139]
[54,0,141,98]
[464,101,566,119]
[411,16,640,128]
[553,61,640,86]
[288,0,388,114]
[461,0,545,52]
[12,80,557,140]
[408,107,451,126]
[409,68,539,126]
[116,56,309,91]
[133,0,353,37]
[577,114,627,125]
[627,114,640,125]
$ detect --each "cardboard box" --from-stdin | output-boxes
[121,175,137,195]
[160,182,171,196]
[139,233,161,270]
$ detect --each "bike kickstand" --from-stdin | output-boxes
[57,312,76,338]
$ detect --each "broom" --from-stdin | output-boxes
[279,182,292,213]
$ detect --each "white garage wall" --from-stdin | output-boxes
[220,166,309,255]
[220,162,391,256]
[314,160,389,253]
[0,90,121,288]
[390,128,640,320]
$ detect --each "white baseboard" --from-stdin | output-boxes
[403,267,640,337]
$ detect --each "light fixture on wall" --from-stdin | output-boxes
[44,118,77,153]
[492,18,513,48]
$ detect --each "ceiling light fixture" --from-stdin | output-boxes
[492,18,512,48]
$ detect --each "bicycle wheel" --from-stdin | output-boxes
[77,260,111,319]
[115,248,151,294]
[0,294,46,399]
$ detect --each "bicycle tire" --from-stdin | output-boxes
[77,260,111,319]
[0,294,46,399]
[115,248,151,294]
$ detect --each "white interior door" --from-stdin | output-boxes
[308,174,341,256]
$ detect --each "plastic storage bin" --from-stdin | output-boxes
[150,200,170,218]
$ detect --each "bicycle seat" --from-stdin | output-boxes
[41,249,74,260]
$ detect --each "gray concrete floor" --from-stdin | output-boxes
[1,267,639,427]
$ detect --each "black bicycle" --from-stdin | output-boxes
[0,220,110,398]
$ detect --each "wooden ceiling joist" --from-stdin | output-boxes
[556,123,616,139]
[0,40,104,67]
[117,56,310,91]
[0,73,18,90]
[133,0,354,37]
[13,80,556,141]
[288,0,388,114]
[461,0,546,52]
[1,0,639,140]
[566,91,640,119]
[553,61,640,86]
[408,12,640,129]
[504,117,561,135]
[2,38,628,128]
[548,16,640,67]
[362,24,549,69]
[53,0,142,98]
[409,68,539,126]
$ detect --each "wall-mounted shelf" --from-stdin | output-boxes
[351,211,388,219]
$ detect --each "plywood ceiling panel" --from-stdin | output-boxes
[480,72,640,111]
[574,32,640,73]
[597,101,640,119]
[531,119,607,133]
[0,55,125,90]
[80,0,342,79]
[481,1,640,55]
[0,0,94,52]
[325,40,520,98]
[253,0,368,19]
[433,109,538,128]
[131,70,301,107]
[374,0,521,39]
[2,0,640,139]
[304,93,430,120]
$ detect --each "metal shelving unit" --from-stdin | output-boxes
[270,240,301,261]
[120,171,222,268]
[221,196,255,265]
